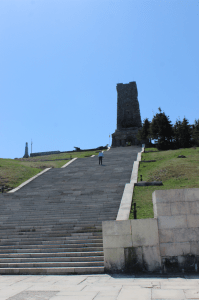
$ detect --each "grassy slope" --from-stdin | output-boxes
[129,147,199,220]
[0,150,101,191]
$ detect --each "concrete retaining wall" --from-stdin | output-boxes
[102,144,162,273]
[102,144,199,273]
[102,218,161,273]
[153,188,199,273]
[103,188,199,273]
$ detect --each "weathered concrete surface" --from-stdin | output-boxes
[131,219,159,247]
[0,274,199,300]
[153,188,199,273]
[103,219,161,273]
[104,188,199,274]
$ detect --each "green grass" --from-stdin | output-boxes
[129,147,199,220]
[0,150,101,191]
[144,147,158,152]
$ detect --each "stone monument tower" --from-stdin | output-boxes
[112,81,142,147]
[23,142,29,158]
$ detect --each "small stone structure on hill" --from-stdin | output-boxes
[112,81,144,147]
[23,142,29,158]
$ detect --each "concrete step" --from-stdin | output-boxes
[0,223,103,229]
[0,238,103,244]
[0,217,115,222]
[0,247,103,253]
[0,261,104,268]
[0,251,104,258]
[0,242,103,249]
[0,232,103,237]
[0,233,102,238]
[0,146,141,274]
[0,256,104,263]
[0,266,105,275]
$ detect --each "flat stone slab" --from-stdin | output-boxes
[0,274,199,300]
[8,291,58,300]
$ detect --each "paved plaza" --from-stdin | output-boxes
[1,274,199,299]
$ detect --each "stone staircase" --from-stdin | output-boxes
[0,146,141,274]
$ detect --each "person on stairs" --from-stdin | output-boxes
[98,151,104,165]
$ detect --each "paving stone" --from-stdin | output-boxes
[8,291,58,300]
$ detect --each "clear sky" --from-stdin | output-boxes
[0,0,199,159]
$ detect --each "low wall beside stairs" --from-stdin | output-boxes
[103,218,161,273]
[102,145,199,273]
[153,188,199,273]
[102,144,160,273]
[103,188,199,273]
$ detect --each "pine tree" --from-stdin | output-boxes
[150,108,173,150]
[173,119,182,149]
[192,119,199,146]
[173,117,192,148]
[180,117,192,148]
[137,118,151,143]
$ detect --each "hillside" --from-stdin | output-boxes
[129,147,199,219]
[0,150,101,192]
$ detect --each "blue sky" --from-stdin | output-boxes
[0,0,199,159]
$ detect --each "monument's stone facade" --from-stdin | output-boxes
[112,81,142,147]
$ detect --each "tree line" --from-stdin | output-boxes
[137,107,199,150]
